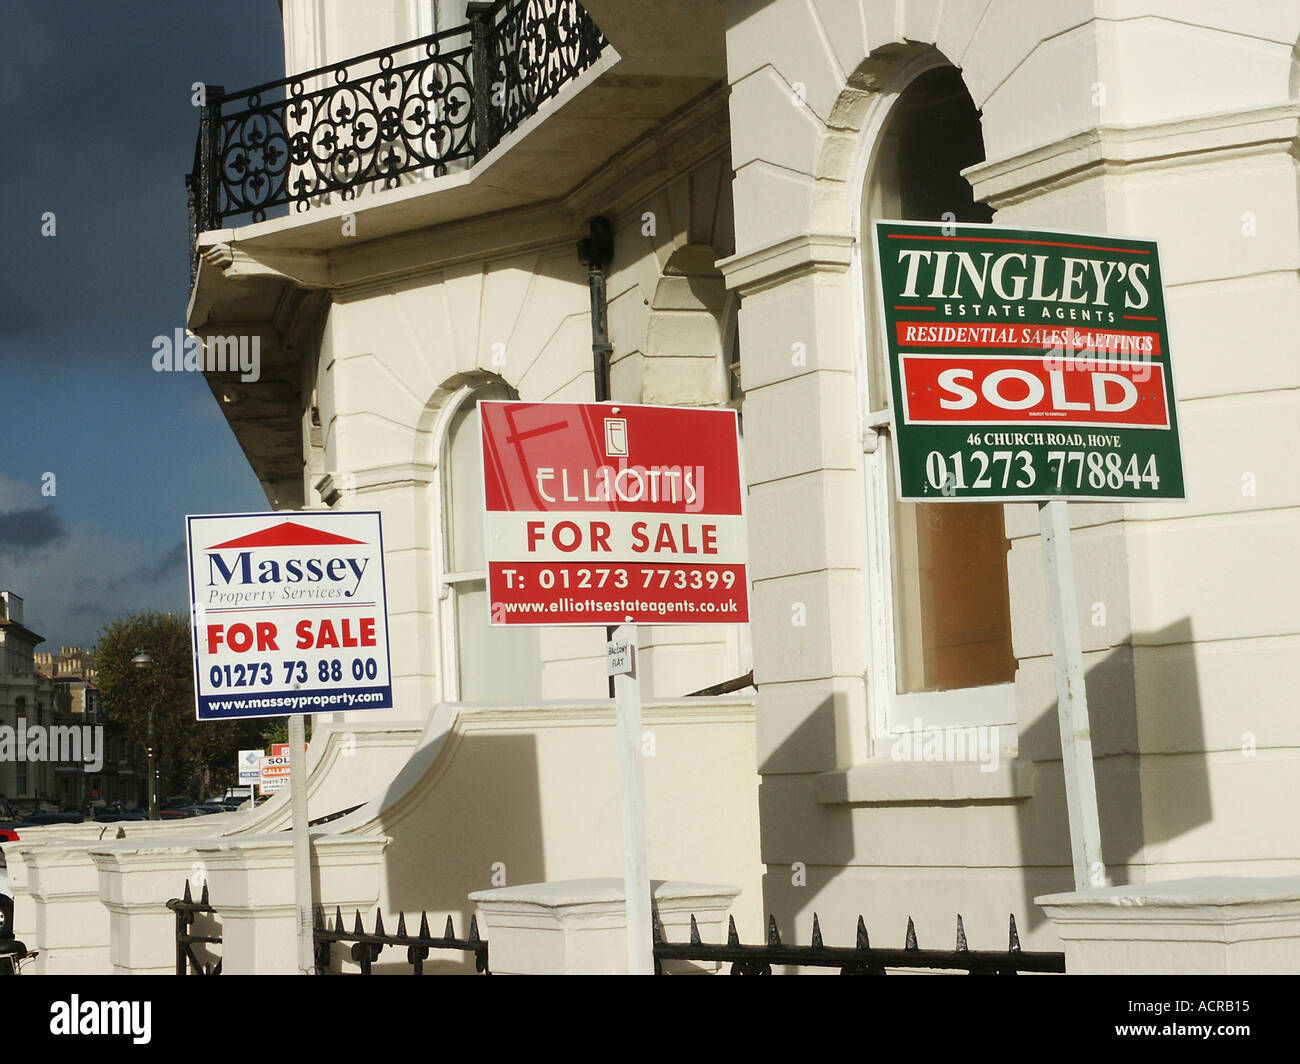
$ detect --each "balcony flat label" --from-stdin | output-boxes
[873,221,1185,501]
[480,401,749,626]
[185,511,394,721]
[607,639,634,677]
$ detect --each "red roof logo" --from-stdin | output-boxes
[207,521,367,550]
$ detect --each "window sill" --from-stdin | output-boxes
[814,758,1035,806]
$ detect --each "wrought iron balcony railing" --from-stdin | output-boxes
[187,0,605,266]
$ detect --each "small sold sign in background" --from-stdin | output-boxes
[480,400,749,626]
[186,511,394,720]
[873,221,1185,501]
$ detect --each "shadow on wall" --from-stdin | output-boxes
[754,694,856,941]
[319,730,544,974]
[1016,616,1209,930]
[753,617,1210,944]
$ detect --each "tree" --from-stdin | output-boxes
[95,610,265,800]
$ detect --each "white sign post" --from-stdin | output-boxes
[608,624,652,974]
[288,715,313,974]
[480,401,749,974]
[186,510,394,974]
[871,223,1187,893]
[1039,501,1105,889]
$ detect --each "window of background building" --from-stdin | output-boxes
[437,380,542,703]
[859,63,1016,736]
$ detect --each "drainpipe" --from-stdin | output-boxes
[578,218,616,693]
[578,217,614,400]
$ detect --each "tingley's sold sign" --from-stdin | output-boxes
[873,221,1185,502]
[479,401,749,626]
[185,512,393,721]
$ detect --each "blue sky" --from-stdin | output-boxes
[0,2,287,647]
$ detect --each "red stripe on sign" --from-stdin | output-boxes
[899,355,1169,428]
[480,402,744,515]
[885,234,1149,255]
[894,305,937,311]
[895,322,1161,357]
[487,562,749,625]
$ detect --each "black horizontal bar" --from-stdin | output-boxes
[217,22,472,106]
[653,944,1065,973]
[315,933,485,951]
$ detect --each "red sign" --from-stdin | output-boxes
[899,355,1169,429]
[480,401,749,625]
[894,322,1161,357]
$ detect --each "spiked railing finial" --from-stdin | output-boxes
[766,914,781,947]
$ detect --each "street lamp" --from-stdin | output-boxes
[131,650,158,821]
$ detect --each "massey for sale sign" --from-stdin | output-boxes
[873,221,1185,501]
[480,401,748,625]
[186,511,394,720]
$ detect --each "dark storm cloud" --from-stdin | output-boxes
[107,540,187,591]
[0,505,68,556]
[0,1,285,366]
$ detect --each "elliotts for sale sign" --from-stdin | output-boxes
[874,221,1185,501]
[186,511,394,720]
[480,401,748,625]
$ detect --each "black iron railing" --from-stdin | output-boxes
[653,911,1066,975]
[166,882,223,975]
[187,0,605,250]
[313,907,490,975]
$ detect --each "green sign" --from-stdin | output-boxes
[873,221,1185,502]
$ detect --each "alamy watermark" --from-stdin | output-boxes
[0,718,104,773]
[152,328,261,382]
[890,719,1001,773]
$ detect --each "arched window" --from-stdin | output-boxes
[859,62,1016,739]
[436,379,542,702]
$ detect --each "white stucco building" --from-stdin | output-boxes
[10,0,1300,975]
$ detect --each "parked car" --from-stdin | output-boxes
[164,796,195,810]
[18,812,83,827]
[194,802,226,816]
[91,804,147,823]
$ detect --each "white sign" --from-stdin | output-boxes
[185,511,394,720]
[607,639,634,677]
[260,752,291,793]
[238,748,262,785]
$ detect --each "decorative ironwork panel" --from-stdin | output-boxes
[193,0,606,231]
[489,0,608,142]
[216,32,476,224]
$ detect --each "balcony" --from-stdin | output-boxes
[186,0,606,270]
